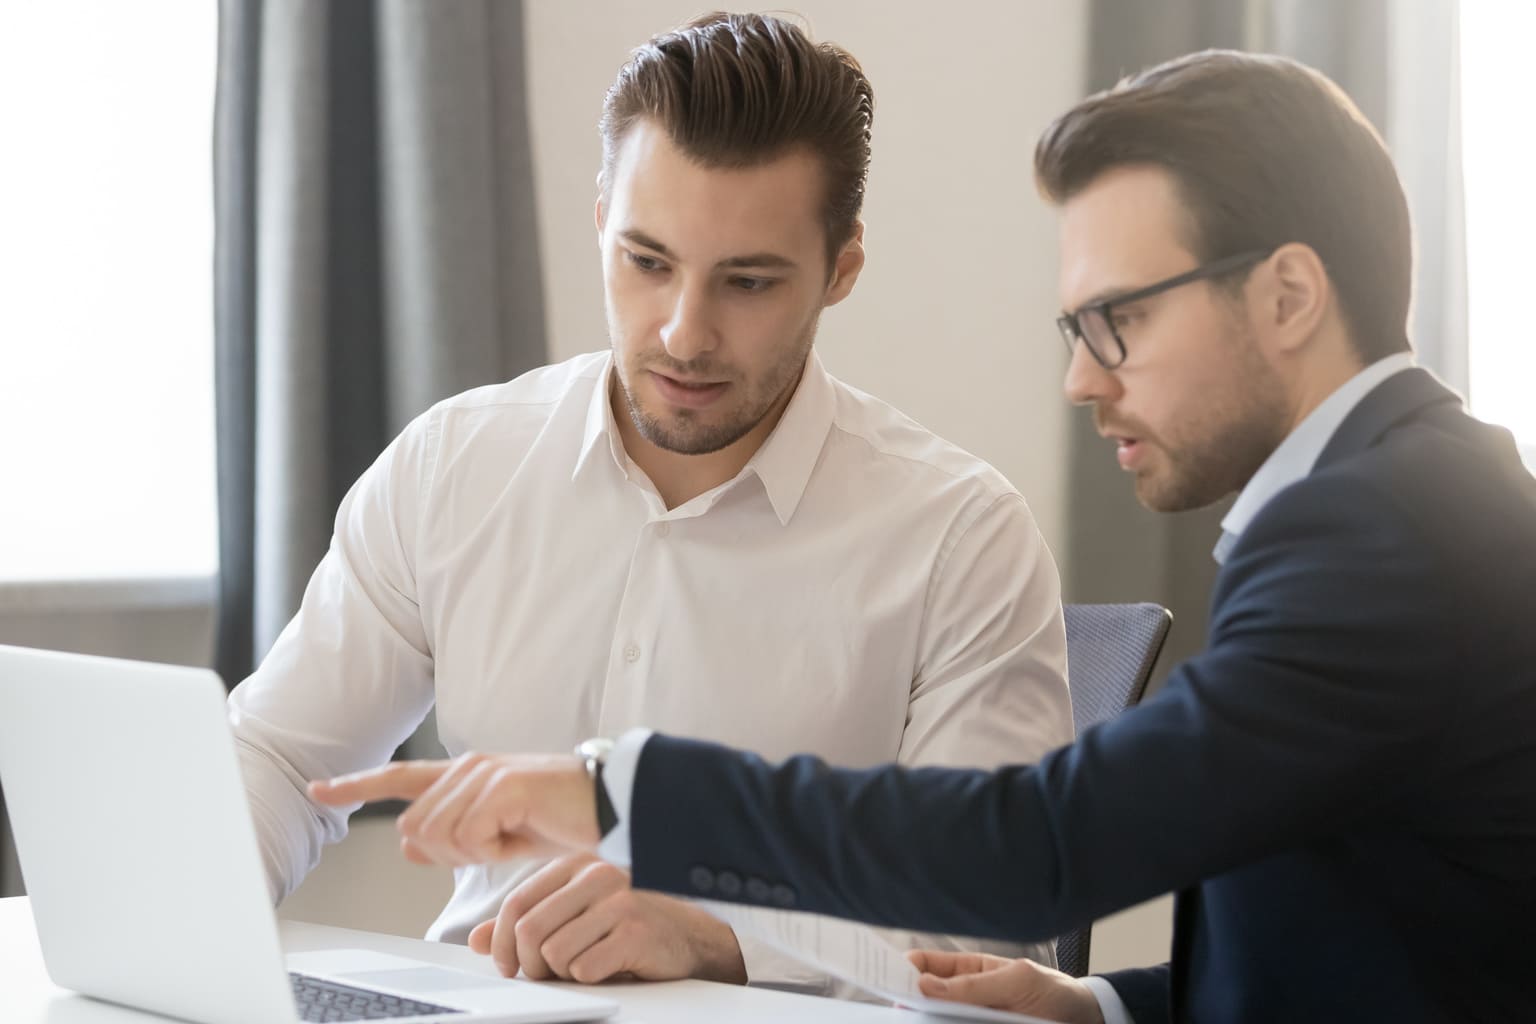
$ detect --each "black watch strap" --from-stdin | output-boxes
[593,758,619,839]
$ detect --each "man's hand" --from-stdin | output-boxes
[309,752,599,865]
[908,950,1105,1024]
[467,852,747,985]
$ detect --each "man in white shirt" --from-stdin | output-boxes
[231,11,1070,995]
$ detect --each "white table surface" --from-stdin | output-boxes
[1,896,949,1023]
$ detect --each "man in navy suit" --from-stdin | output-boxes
[317,50,1536,1022]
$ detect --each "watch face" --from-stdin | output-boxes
[576,737,615,762]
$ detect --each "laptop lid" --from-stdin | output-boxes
[0,645,616,1024]
[0,645,299,1023]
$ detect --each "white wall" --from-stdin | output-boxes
[524,0,1084,551]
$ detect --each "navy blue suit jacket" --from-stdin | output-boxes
[627,370,1536,1022]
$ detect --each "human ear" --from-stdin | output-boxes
[1260,242,1330,352]
[824,222,867,307]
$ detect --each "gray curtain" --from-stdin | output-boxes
[213,0,546,692]
[1068,0,1467,684]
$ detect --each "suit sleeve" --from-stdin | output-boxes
[628,472,1454,943]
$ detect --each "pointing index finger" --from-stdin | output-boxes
[309,760,451,805]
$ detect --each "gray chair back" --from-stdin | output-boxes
[1053,602,1173,978]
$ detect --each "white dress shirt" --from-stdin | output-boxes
[1085,352,1417,1024]
[228,349,1072,994]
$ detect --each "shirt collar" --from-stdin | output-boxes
[571,350,837,527]
[741,350,836,526]
[1216,352,1416,561]
[573,352,627,482]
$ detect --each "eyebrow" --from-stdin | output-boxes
[619,229,799,272]
[1071,282,1148,311]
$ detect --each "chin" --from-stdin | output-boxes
[640,412,753,456]
[1133,467,1193,513]
[1137,475,1231,514]
[1134,487,1180,514]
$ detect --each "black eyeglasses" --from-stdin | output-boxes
[1056,248,1272,369]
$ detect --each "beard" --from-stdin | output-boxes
[613,315,819,456]
[1117,324,1290,513]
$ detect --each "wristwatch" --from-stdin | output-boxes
[574,737,619,839]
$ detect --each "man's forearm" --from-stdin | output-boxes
[233,733,342,903]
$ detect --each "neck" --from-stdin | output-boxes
[612,375,798,510]
[1280,331,1371,438]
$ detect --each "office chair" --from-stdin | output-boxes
[1053,602,1173,979]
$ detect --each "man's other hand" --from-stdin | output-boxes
[467,852,747,985]
[909,949,1106,1024]
[309,752,599,864]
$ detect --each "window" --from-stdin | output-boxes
[1461,4,1536,459]
[0,4,218,581]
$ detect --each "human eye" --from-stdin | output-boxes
[727,275,777,294]
[1107,304,1146,330]
[624,250,667,274]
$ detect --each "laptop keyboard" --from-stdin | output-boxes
[290,972,465,1021]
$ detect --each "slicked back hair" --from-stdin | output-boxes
[600,12,875,270]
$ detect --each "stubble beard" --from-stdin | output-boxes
[616,316,819,456]
[1135,328,1290,513]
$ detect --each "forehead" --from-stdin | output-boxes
[1056,164,1199,309]
[605,120,827,261]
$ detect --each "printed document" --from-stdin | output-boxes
[701,901,1060,1023]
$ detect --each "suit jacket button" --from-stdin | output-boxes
[716,871,742,897]
[745,877,771,903]
[771,884,796,908]
[689,866,715,893]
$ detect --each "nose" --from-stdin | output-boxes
[659,283,719,363]
[1062,338,1120,407]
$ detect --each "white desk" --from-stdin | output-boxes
[1,896,938,1023]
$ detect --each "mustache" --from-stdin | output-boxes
[1093,407,1149,440]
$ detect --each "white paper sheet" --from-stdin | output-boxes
[700,900,1062,1023]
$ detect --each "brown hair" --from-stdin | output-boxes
[599,11,874,269]
[1035,50,1412,362]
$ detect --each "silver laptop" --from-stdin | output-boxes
[0,644,618,1024]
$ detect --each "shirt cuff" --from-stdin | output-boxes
[1081,975,1136,1024]
[732,929,835,995]
[594,727,652,868]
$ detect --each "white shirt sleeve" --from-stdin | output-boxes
[599,496,1074,997]
[899,492,1071,773]
[817,492,1070,989]
[228,411,441,904]
[1082,976,1137,1024]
